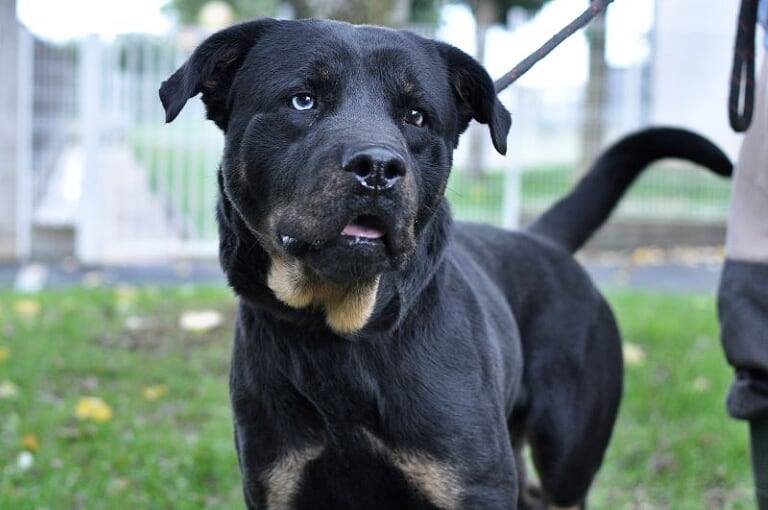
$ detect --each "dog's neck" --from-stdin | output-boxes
[216,174,453,338]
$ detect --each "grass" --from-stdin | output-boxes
[130,131,732,234]
[447,163,731,225]
[0,287,753,509]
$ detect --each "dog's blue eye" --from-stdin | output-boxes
[404,108,425,127]
[291,94,315,110]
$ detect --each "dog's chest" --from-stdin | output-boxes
[288,431,446,510]
[271,347,463,509]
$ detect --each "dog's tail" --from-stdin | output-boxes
[526,127,733,253]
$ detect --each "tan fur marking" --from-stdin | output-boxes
[267,257,379,334]
[322,277,379,334]
[363,429,462,510]
[267,258,315,308]
[263,445,323,510]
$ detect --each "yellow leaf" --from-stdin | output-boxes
[14,299,41,319]
[0,347,9,363]
[631,246,666,266]
[142,385,167,401]
[114,285,138,309]
[75,397,113,423]
[22,434,39,452]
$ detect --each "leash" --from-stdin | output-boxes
[494,0,614,93]
[493,1,768,506]
[729,0,760,132]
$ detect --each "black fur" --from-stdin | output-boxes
[160,18,732,509]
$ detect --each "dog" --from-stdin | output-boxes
[160,18,732,509]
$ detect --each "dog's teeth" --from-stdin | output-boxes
[281,235,297,246]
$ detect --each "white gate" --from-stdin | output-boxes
[76,34,222,263]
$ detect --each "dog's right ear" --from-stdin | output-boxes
[159,18,276,129]
[436,43,511,155]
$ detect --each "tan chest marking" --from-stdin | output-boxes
[362,429,462,510]
[267,257,380,334]
[263,445,324,510]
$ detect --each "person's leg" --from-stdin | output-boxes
[719,53,768,509]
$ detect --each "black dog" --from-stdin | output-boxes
[160,18,732,509]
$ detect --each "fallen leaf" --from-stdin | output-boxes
[142,385,167,401]
[21,434,39,452]
[623,342,646,366]
[108,477,130,493]
[693,376,710,392]
[114,285,138,311]
[14,299,41,319]
[179,310,222,333]
[124,315,147,332]
[0,380,19,399]
[16,451,34,471]
[75,397,113,423]
[81,271,104,288]
[631,246,666,266]
[0,346,9,363]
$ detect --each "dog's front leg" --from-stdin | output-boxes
[234,419,324,510]
[458,457,519,510]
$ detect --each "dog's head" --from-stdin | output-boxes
[160,19,509,331]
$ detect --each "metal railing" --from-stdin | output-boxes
[5,22,734,263]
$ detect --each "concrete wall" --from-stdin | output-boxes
[0,0,20,260]
[651,0,750,159]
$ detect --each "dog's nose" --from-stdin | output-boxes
[342,146,406,191]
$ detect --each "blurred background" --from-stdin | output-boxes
[0,0,761,508]
[0,0,753,267]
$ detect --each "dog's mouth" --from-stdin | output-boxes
[278,212,391,253]
[340,214,387,243]
[276,211,402,282]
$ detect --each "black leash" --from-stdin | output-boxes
[494,0,614,93]
[729,0,760,132]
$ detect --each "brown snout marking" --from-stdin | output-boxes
[267,257,380,334]
[263,445,324,510]
[362,429,462,510]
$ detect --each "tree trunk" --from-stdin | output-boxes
[467,0,495,179]
[579,12,607,173]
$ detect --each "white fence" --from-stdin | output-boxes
[5,15,733,264]
[76,34,223,262]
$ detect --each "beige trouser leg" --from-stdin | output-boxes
[725,54,768,263]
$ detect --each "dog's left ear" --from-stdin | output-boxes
[159,18,276,130]
[437,43,511,155]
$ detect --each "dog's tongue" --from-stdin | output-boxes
[342,223,385,239]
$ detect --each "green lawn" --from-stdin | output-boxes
[0,287,753,509]
[131,128,732,234]
[447,163,731,225]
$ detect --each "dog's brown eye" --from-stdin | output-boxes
[291,94,315,110]
[404,108,425,127]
